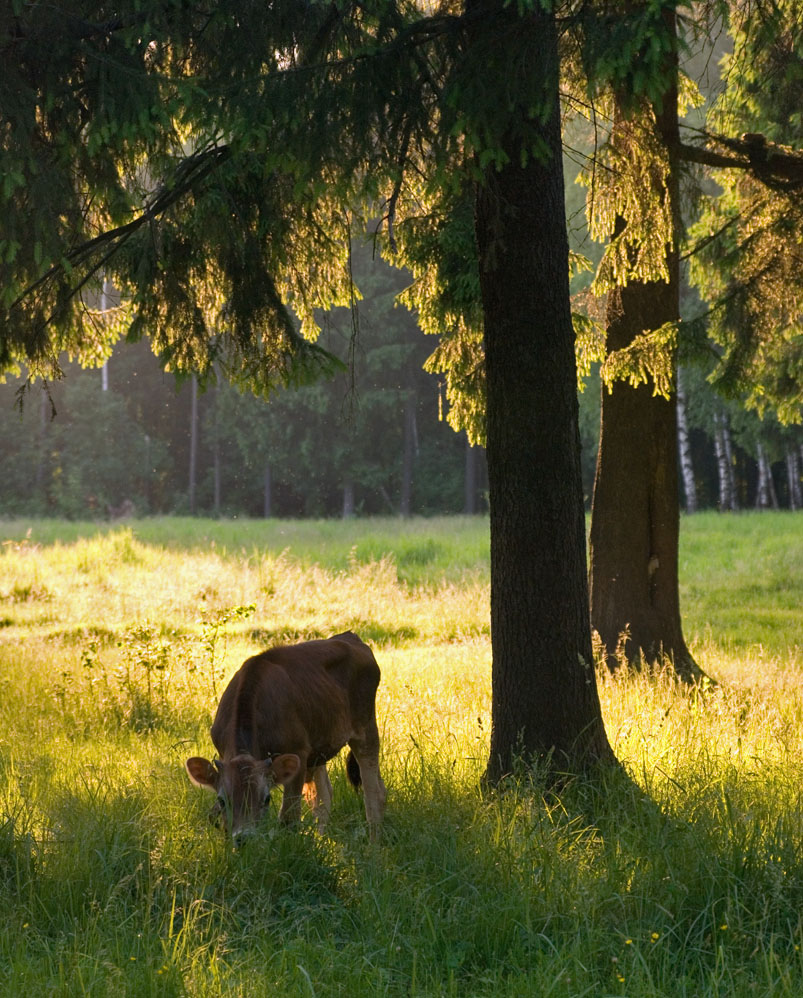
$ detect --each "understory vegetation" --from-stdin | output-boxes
[0,514,801,997]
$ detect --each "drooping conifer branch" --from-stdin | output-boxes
[7,146,232,321]
[678,130,803,190]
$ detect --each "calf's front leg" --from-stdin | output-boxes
[278,766,306,825]
[310,765,333,833]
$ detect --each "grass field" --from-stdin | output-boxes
[0,512,802,996]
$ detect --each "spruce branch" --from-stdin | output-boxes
[8,145,232,321]
[678,128,803,191]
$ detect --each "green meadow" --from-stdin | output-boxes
[1,512,802,997]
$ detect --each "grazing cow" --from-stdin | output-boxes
[185,631,386,840]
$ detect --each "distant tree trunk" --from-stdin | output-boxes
[713,411,738,511]
[144,434,152,512]
[755,443,778,509]
[676,369,697,513]
[35,386,49,499]
[464,436,478,514]
[400,391,417,517]
[713,414,729,509]
[212,385,221,516]
[756,444,770,509]
[471,0,614,781]
[589,59,707,684]
[787,449,802,510]
[213,441,221,515]
[100,277,111,392]
[342,480,355,519]
[189,375,198,514]
[263,464,272,518]
[722,415,738,508]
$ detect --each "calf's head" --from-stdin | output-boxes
[185,753,301,839]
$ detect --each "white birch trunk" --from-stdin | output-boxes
[755,443,779,509]
[722,414,738,510]
[756,442,771,509]
[713,412,733,511]
[676,369,697,513]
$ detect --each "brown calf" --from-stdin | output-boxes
[186,631,386,840]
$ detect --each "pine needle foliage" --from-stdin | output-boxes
[1,0,665,435]
[1,0,460,385]
[688,0,803,423]
[584,101,675,294]
[2,0,568,402]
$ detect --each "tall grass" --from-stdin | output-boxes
[0,514,802,996]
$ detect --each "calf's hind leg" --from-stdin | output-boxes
[349,728,386,837]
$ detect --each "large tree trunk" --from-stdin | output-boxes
[589,278,702,681]
[472,2,614,782]
[589,8,707,685]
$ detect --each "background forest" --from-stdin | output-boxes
[1,236,800,521]
[0,246,489,520]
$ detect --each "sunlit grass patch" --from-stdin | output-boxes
[0,514,802,996]
[680,511,803,662]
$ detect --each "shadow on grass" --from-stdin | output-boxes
[5,743,803,997]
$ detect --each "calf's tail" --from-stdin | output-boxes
[345,750,362,790]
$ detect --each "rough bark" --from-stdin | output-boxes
[589,9,707,684]
[473,3,614,781]
[590,278,704,682]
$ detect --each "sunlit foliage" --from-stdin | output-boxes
[689,0,803,423]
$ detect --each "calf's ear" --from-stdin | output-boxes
[186,757,218,791]
[269,754,302,786]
